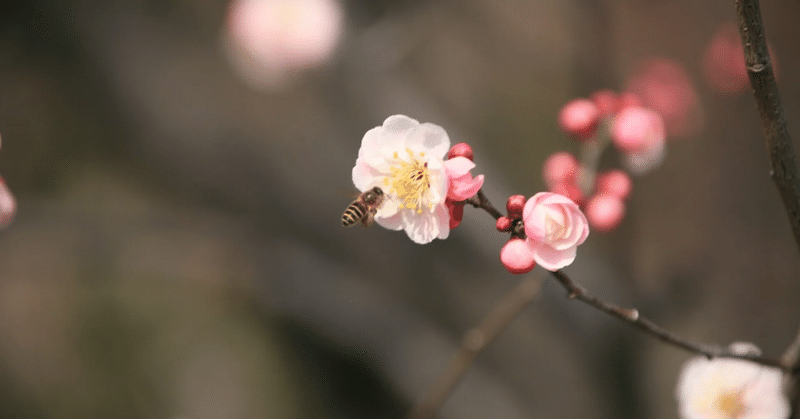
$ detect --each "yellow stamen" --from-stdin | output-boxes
[717,391,747,419]
[386,148,433,213]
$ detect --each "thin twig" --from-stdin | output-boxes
[735,0,800,414]
[464,189,503,220]
[550,269,786,369]
[404,273,545,419]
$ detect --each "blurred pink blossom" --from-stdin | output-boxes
[522,192,589,271]
[627,58,700,137]
[611,107,666,175]
[500,238,536,274]
[225,0,344,89]
[702,23,749,94]
[558,99,600,141]
[585,194,625,233]
[542,152,579,189]
[595,170,632,200]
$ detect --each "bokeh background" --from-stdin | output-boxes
[1,0,800,418]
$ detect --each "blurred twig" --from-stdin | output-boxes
[403,273,545,419]
[735,0,800,415]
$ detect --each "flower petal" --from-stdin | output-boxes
[352,158,384,191]
[443,157,475,178]
[530,243,577,271]
[375,209,404,230]
[448,173,484,201]
[406,122,450,159]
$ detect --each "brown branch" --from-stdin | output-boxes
[736,0,800,252]
[464,189,503,220]
[735,0,800,415]
[403,273,545,419]
[550,270,787,370]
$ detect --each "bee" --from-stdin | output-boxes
[342,187,385,227]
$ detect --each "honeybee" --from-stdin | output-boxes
[342,187,385,227]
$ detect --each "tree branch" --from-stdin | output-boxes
[735,0,800,253]
[735,0,800,415]
[549,270,786,369]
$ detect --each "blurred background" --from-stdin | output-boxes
[1,0,800,418]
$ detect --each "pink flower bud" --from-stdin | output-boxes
[496,216,513,232]
[586,194,625,232]
[523,192,589,271]
[595,170,632,200]
[447,142,474,161]
[611,107,666,153]
[506,195,526,219]
[591,89,618,118]
[558,99,600,141]
[542,152,578,188]
[500,238,536,274]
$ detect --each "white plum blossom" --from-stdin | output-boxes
[676,342,789,419]
[352,115,456,244]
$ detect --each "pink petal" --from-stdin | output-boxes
[443,156,475,178]
[448,173,484,201]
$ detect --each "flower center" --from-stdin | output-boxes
[544,208,570,241]
[716,390,746,419]
[384,148,432,214]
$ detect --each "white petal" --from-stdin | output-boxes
[375,211,404,231]
[402,210,439,244]
[406,122,450,159]
[352,159,383,191]
[435,203,450,240]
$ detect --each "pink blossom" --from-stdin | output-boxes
[558,99,600,141]
[523,192,589,271]
[443,150,483,230]
[225,0,344,89]
[627,58,699,137]
[444,157,484,202]
[585,194,625,232]
[611,107,666,175]
[500,238,536,274]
